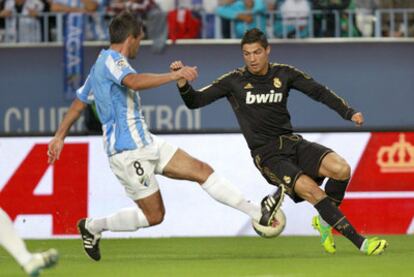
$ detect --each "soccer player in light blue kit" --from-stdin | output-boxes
[0,208,58,276]
[48,12,283,261]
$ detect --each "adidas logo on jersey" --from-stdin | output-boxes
[245,90,283,104]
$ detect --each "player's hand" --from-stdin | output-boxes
[172,66,198,82]
[47,137,64,164]
[351,112,364,127]
[170,60,184,72]
[170,61,190,87]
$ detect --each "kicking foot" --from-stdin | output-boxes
[77,218,102,261]
[259,186,285,226]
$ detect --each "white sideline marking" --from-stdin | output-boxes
[407,218,414,234]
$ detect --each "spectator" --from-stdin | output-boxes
[51,0,97,13]
[0,0,44,42]
[51,0,107,41]
[154,0,174,12]
[216,0,236,38]
[0,0,5,41]
[108,0,126,14]
[342,0,361,37]
[130,0,167,52]
[271,0,311,38]
[201,0,219,38]
[355,0,378,37]
[312,0,356,37]
[167,1,202,40]
[378,0,414,37]
[216,0,266,38]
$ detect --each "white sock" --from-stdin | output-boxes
[0,208,32,266]
[360,239,368,251]
[202,172,261,221]
[87,207,149,234]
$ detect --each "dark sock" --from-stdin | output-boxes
[325,178,349,206]
[315,197,365,249]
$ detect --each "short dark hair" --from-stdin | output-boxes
[241,28,269,49]
[109,12,143,44]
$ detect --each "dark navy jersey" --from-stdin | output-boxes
[178,63,356,150]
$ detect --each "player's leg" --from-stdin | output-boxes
[78,149,164,261]
[0,208,59,276]
[0,208,33,266]
[296,140,340,253]
[317,152,388,255]
[310,152,350,253]
[294,175,387,255]
[318,152,351,207]
[161,147,262,222]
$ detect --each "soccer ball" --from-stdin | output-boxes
[252,209,286,238]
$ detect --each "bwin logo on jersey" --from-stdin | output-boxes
[246,90,283,104]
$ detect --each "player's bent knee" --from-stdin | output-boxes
[193,161,214,183]
[146,210,165,226]
[333,162,351,180]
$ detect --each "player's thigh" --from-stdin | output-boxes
[296,139,333,179]
[256,155,303,202]
[134,190,165,224]
[318,152,351,180]
[162,148,213,184]
[150,135,213,183]
[109,149,161,202]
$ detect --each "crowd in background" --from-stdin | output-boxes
[0,0,413,43]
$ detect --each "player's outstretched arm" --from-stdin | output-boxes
[48,98,87,164]
[122,66,198,91]
[170,60,230,109]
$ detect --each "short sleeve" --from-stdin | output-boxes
[76,74,94,104]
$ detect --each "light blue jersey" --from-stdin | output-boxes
[77,49,152,156]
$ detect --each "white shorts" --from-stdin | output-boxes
[109,136,178,200]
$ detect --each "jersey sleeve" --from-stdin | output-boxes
[287,66,356,120]
[104,53,136,86]
[76,74,94,104]
[178,73,232,109]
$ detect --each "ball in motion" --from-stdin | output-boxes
[252,209,286,238]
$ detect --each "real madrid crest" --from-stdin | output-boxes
[283,175,291,184]
[273,77,282,88]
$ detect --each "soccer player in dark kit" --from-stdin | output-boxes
[172,28,388,255]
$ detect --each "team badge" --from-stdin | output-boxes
[116,59,128,69]
[283,176,291,184]
[273,78,282,88]
[244,83,254,89]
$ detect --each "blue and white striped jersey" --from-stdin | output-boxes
[77,49,152,156]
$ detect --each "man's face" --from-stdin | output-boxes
[244,0,254,9]
[242,42,270,75]
[128,31,144,59]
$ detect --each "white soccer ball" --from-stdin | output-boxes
[252,209,286,238]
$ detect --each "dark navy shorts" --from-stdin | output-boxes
[252,134,332,203]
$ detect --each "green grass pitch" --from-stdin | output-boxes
[1,235,413,276]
